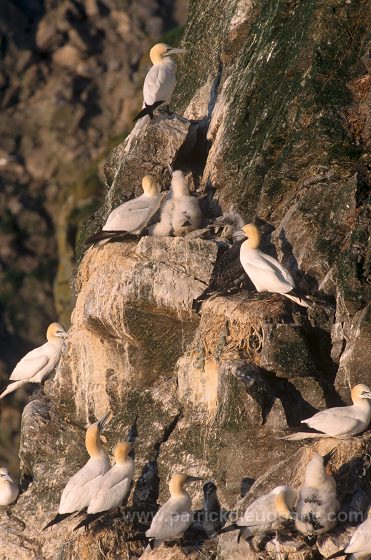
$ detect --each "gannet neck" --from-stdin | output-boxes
[274,487,295,520]
[304,454,328,486]
[142,175,159,198]
[171,171,189,199]
[85,424,105,459]
[114,442,131,464]
[242,223,261,249]
[169,474,189,498]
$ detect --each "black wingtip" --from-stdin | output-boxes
[73,512,101,531]
[43,512,72,530]
[133,101,165,122]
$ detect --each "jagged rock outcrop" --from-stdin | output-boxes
[1,0,370,559]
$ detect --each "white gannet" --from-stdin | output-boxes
[85,175,161,245]
[283,384,371,440]
[73,441,135,530]
[43,412,111,529]
[239,223,311,307]
[344,515,371,559]
[171,170,202,236]
[0,322,67,399]
[144,473,202,551]
[220,485,296,543]
[295,452,339,536]
[133,43,186,121]
[0,467,19,506]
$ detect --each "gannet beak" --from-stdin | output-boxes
[166,48,186,56]
[57,331,68,338]
[185,475,202,483]
[2,473,13,483]
[362,391,371,399]
[97,411,110,431]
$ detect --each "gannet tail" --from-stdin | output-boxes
[280,432,328,441]
[73,511,103,531]
[283,291,312,308]
[0,379,28,399]
[218,523,239,534]
[85,230,135,246]
[43,512,74,530]
[326,550,346,559]
[133,100,165,122]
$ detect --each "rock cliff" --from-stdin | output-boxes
[0,0,370,559]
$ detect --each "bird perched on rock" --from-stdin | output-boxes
[283,384,371,440]
[239,223,312,307]
[191,481,228,538]
[43,412,110,529]
[220,485,296,544]
[74,441,135,531]
[328,514,371,559]
[0,467,19,506]
[144,473,202,552]
[0,322,67,399]
[295,452,339,537]
[133,43,186,121]
[85,176,161,246]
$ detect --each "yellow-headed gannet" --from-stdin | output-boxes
[295,452,339,536]
[73,441,135,530]
[283,384,371,440]
[133,43,186,121]
[85,175,161,245]
[171,171,202,236]
[0,467,19,506]
[220,485,296,543]
[144,473,202,551]
[43,412,110,529]
[239,223,311,307]
[0,322,67,399]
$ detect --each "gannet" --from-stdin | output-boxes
[295,452,339,536]
[144,473,202,551]
[0,467,19,506]
[149,191,174,237]
[192,481,229,538]
[43,412,110,529]
[283,384,371,440]
[133,43,186,121]
[327,515,371,559]
[171,171,202,236]
[220,485,296,543]
[0,322,67,399]
[73,441,135,531]
[239,223,311,307]
[85,175,161,245]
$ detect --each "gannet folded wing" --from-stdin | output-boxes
[303,410,365,437]
[59,469,105,514]
[240,249,294,293]
[143,63,176,106]
[345,516,371,555]
[104,197,157,232]
[9,350,49,381]
[88,472,132,513]
[146,499,192,541]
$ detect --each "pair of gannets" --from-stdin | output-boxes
[284,384,371,440]
[150,170,202,237]
[45,412,135,531]
[0,467,19,506]
[143,473,202,552]
[85,175,161,245]
[0,322,67,399]
[134,43,186,122]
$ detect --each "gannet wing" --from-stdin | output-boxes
[60,473,104,513]
[259,252,295,285]
[146,500,192,540]
[304,410,364,436]
[345,518,370,553]
[143,64,176,106]
[104,196,158,232]
[89,477,131,513]
[244,250,294,286]
[10,350,49,381]
[239,493,278,527]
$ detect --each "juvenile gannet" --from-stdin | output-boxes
[171,171,202,236]
[0,322,67,399]
[85,175,161,245]
[283,384,371,440]
[0,467,19,505]
[133,43,186,121]
[192,481,229,538]
[43,412,110,529]
[149,191,174,236]
[144,473,202,551]
[220,485,296,543]
[295,452,339,536]
[239,223,311,307]
[73,441,135,531]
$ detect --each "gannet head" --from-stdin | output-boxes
[242,223,261,249]
[203,481,217,498]
[171,170,189,199]
[0,467,13,483]
[114,441,132,464]
[274,485,297,520]
[351,384,371,403]
[85,412,110,458]
[46,322,67,342]
[169,473,202,497]
[150,43,186,65]
[142,175,160,197]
